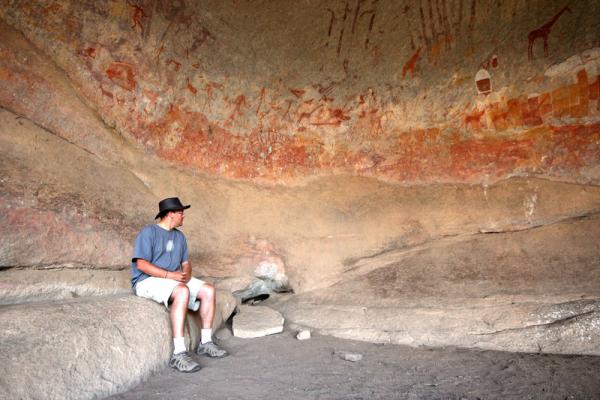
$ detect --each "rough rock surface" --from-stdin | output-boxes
[0,269,131,305]
[232,305,285,338]
[0,2,599,398]
[7,97,599,297]
[0,107,151,270]
[1,295,170,400]
[2,94,600,358]
[271,215,600,355]
[1,1,599,185]
[0,271,236,400]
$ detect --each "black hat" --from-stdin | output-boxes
[155,197,191,219]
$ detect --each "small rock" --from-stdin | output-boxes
[296,330,311,340]
[232,279,271,303]
[340,352,363,362]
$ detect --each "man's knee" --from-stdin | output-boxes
[171,283,190,302]
[198,283,215,300]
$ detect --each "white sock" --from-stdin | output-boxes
[201,329,212,344]
[173,337,186,354]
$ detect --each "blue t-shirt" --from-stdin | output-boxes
[131,224,189,288]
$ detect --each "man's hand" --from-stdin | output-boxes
[167,270,191,283]
[136,259,192,283]
[181,261,192,283]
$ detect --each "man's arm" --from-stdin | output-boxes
[136,259,188,282]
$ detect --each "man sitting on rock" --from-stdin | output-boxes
[131,197,228,373]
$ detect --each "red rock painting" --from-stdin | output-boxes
[289,88,305,98]
[105,62,136,91]
[128,2,146,35]
[82,47,96,58]
[186,80,197,94]
[528,5,571,60]
[402,47,422,78]
[167,59,182,72]
[1,1,599,186]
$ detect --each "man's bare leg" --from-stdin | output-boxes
[196,282,216,329]
[194,283,228,358]
[168,283,201,372]
[170,283,190,338]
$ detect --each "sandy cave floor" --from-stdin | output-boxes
[107,329,600,400]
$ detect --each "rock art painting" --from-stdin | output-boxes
[528,5,571,60]
[0,1,598,185]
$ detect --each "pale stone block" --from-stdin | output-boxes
[233,305,284,338]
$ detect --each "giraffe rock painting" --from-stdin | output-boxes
[527,5,571,60]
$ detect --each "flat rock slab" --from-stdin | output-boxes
[273,296,600,356]
[233,305,284,338]
[0,269,132,305]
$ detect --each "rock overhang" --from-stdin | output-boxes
[0,0,599,380]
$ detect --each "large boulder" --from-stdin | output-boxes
[0,270,236,400]
[0,295,171,400]
[272,215,600,355]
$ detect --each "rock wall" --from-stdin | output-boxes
[0,1,599,388]
[274,215,600,355]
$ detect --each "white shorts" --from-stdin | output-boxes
[135,276,206,309]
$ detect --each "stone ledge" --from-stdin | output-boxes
[0,291,236,400]
[0,269,132,306]
[272,295,600,356]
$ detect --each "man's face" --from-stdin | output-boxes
[170,210,185,227]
